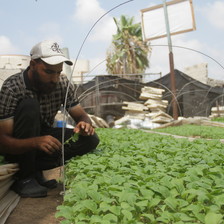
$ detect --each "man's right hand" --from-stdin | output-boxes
[35,135,62,154]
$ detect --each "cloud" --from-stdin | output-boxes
[89,18,116,42]
[201,1,224,30]
[73,0,116,43]
[73,0,105,23]
[0,36,18,54]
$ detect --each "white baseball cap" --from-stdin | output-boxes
[30,40,73,66]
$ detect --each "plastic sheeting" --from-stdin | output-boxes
[0,163,20,224]
[114,116,161,129]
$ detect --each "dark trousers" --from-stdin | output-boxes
[4,99,100,179]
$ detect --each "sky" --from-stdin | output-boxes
[0,0,224,82]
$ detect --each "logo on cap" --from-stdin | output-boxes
[51,43,63,54]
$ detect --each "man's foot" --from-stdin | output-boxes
[11,177,48,198]
[35,171,58,189]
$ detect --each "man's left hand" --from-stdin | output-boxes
[74,121,95,136]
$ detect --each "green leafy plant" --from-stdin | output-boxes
[153,124,224,139]
[56,128,224,224]
[211,117,224,123]
[64,132,79,145]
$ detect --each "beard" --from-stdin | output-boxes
[32,71,57,94]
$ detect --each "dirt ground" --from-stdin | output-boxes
[5,167,64,224]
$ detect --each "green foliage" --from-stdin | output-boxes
[154,124,224,139]
[106,15,150,75]
[0,155,5,165]
[211,117,224,123]
[64,133,79,145]
[56,128,224,223]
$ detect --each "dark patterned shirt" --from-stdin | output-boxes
[0,68,79,127]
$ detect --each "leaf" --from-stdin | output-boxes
[135,200,148,208]
[64,133,79,145]
[72,132,79,142]
[118,191,137,206]
[103,213,118,222]
[120,202,133,211]
[76,213,89,221]
[141,213,155,222]
[81,200,98,213]
[205,212,223,224]
[90,215,103,223]
[156,211,174,223]
[55,206,73,219]
[122,209,133,221]
[140,188,154,199]
[164,197,178,211]
[87,190,102,203]
[109,206,121,216]
[99,201,110,212]
[74,184,88,200]
[150,185,170,198]
[59,220,72,224]
[213,195,224,208]
[176,213,194,222]
[148,197,161,208]
[171,178,185,194]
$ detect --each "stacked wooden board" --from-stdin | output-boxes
[122,86,173,124]
[210,106,224,118]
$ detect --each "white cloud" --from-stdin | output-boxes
[201,1,224,30]
[89,18,116,42]
[73,0,116,43]
[73,0,105,23]
[0,36,18,54]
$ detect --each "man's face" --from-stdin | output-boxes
[30,60,63,94]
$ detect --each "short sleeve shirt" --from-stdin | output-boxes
[0,68,79,127]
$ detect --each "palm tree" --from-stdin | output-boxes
[106,15,150,79]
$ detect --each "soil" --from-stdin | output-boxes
[5,167,64,224]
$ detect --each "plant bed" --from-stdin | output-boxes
[153,124,224,140]
[212,117,224,123]
[56,128,224,224]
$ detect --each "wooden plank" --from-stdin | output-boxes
[122,106,147,112]
[144,99,168,106]
[141,86,165,95]
[139,92,163,100]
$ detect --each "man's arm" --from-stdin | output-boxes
[0,119,61,155]
[68,104,95,136]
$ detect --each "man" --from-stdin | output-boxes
[0,40,99,198]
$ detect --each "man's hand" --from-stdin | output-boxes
[34,135,62,154]
[74,121,95,136]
